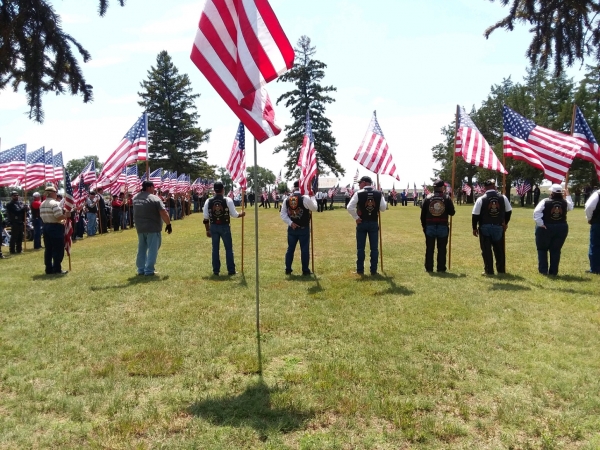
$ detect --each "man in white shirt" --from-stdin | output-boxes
[584,187,600,274]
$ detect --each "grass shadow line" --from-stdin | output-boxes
[553,275,591,282]
[90,275,169,291]
[187,380,312,440]
[428,272,467,278]
[489,282,531,291]
[371,272,415,296]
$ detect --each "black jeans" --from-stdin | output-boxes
[9,222,24,253]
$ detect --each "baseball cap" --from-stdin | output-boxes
[550,184,563,194]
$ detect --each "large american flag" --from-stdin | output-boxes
[354,111,401,181]
[353,168,359,184]
[52,151,64,182]
[190,0,294,142]
[297,111,317,195]
[226,122,247,189]
[572,105,600,181]
[98,114,148,186]
[276,169,282,184]
[81,160,96,185]
[503,105,581,183]
[462,182,472,196]
[456,106,507,174]
[0,144,26,186]
[149,168,162,188]
[44,149,54,182]
[23,147,46,190]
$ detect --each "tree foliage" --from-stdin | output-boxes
[274,36,344,179]
[138,51,211,180]
[485,0,600,76]
[0,0,125,122]
[432,64,600,199]
[246,165,275,192]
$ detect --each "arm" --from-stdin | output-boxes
[202,200,211,237]
[533,200,545,227]
[585,192,599,222]
[303,196,318,212]
[420,200,427,230]
[379,194,387,212]
[347,193,360,222]
[159,209,172,234]
[226,197,245,218]
[472,214,480,236]
[280,201,292,226]
[566,195,574,211]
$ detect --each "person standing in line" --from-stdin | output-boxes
[533,184,573,275]
[280,181,318,276]
[0,208,7,259]
[584,187,600,274]
[85,191,98,236]
[420,179,456,273]
[574,187,582,207]
[30,192,43,249]
[96,187,108,234]
[39,185,68,274]
[5,191,28,254]
[111,195,123,231]
[273,191,280,210]
[315,190,324,212]
[202,182,245,276]
[472,179,513,275]
[533,184,541,205]
[133,181,172,276]
[347,176,387,276]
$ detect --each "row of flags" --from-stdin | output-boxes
[0,145,64,189]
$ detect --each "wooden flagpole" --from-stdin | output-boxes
[565,103,577,190]
[253,138,262,376]
[241,188,245,273]
[376,174,383,272]
[449,105,459,270]
[63,168,71,271]
[310,212,315,274]
[23,190,27,251]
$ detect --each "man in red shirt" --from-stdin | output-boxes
[30,192,43,249]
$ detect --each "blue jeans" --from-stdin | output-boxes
[479,223,505,274]
[136,232,162,275]
[33,217,43,248]
[285,226,310,273]
[425,224,449,272]
[589,223,600,273]
[43,223,65,273]
[210,224,235,274]
[535,223,568,275]
[86,212,97,236]
[356,221,379,273]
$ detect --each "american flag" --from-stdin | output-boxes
[63,170,76,212]
[455,106,507,174]
[177,174,189,194]
[503,105,581,183]
[515,180,532,197]
[423,183,431,196]
[169,171,178,193]
[81,160,97,184]
[391,185,397,200]
[98,114,148,185]
[162,171,171,192]
[52,151,64,182]
[190,0,294,142]
[297,111,317,195]
[149,168,162,188]
[23,147,46,190]
[75,174,87,208]
[572,105,600,181]
[271,190,278,200]
[473,183,487,195]
[0,144,26,186]
[64,216,73,257]
[276,169,282,184]
[44,149,54,182]
[354,111,401,181]
[126,166,141,193]
[353,168,359,184]
[226,122,247,189]
[462,182,472,196]
[413,182,418,199]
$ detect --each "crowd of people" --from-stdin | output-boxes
[1,179,600,278]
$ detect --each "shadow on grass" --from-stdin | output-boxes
[188,380,312,440]
[307,275,324,294]
[369,272,414,296]
[552,275,591,282]
[495,273,526,281]
[427,272,467,278]
[89,275,169,291]
[489,282,531,291]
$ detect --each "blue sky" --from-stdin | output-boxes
[0,0,579,188]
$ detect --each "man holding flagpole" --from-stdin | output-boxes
[39,185,68,274]
[347,176,386,276]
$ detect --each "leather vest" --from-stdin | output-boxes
[542,198,567,224]
[285,194,310,227]
[480,191,505,225]
[207,195,230,225]
[424,193,449,225]
[357,189,382,222]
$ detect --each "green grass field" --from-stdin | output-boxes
[1,204,599,449]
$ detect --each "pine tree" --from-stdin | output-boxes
[1,0,125,122]
[274,36,344,179]
[138,51,211,179]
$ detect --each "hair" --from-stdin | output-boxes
[214,182,224,193]
[142,181,154,191]
[293,181,299,188]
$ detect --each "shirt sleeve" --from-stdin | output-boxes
[303,196,318,211]
[472,197,483,215]
[379,194,387,212]
[533,200,545,226]
[585,191,599,221]
[280,201,291,226]
[226,197,239,218]
[202,199,210,220]
[566,195,574,211]
[503,195,512,212]
[347,192,359,220]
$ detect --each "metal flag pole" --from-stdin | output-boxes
[565,103,578,190]
[241,187,245,273]
[376,174,383,272]
[449,105,459,270]
[310,212,315,274]
[63,168,72,272]
[253,138,262,376]
[23,190,28,251]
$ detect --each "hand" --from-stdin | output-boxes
[503,223,508,231]
[239,211,246,218]
[538,224,547,229]
[355,218,362,224]
[472,229,479,237]
[206,230,211,238]
[290,222,298,230]
[165,223,172,234]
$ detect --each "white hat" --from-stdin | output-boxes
[32,192,41,197]
[550,184,563,194]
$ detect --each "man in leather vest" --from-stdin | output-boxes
[472,179,512,275]
[347,176,387,275]
[280,180,318,276]
[420,179,456,272]
[6,191,28,254]
[584,187,600,274]
[203,181,245,275]
[533,184,573,275]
